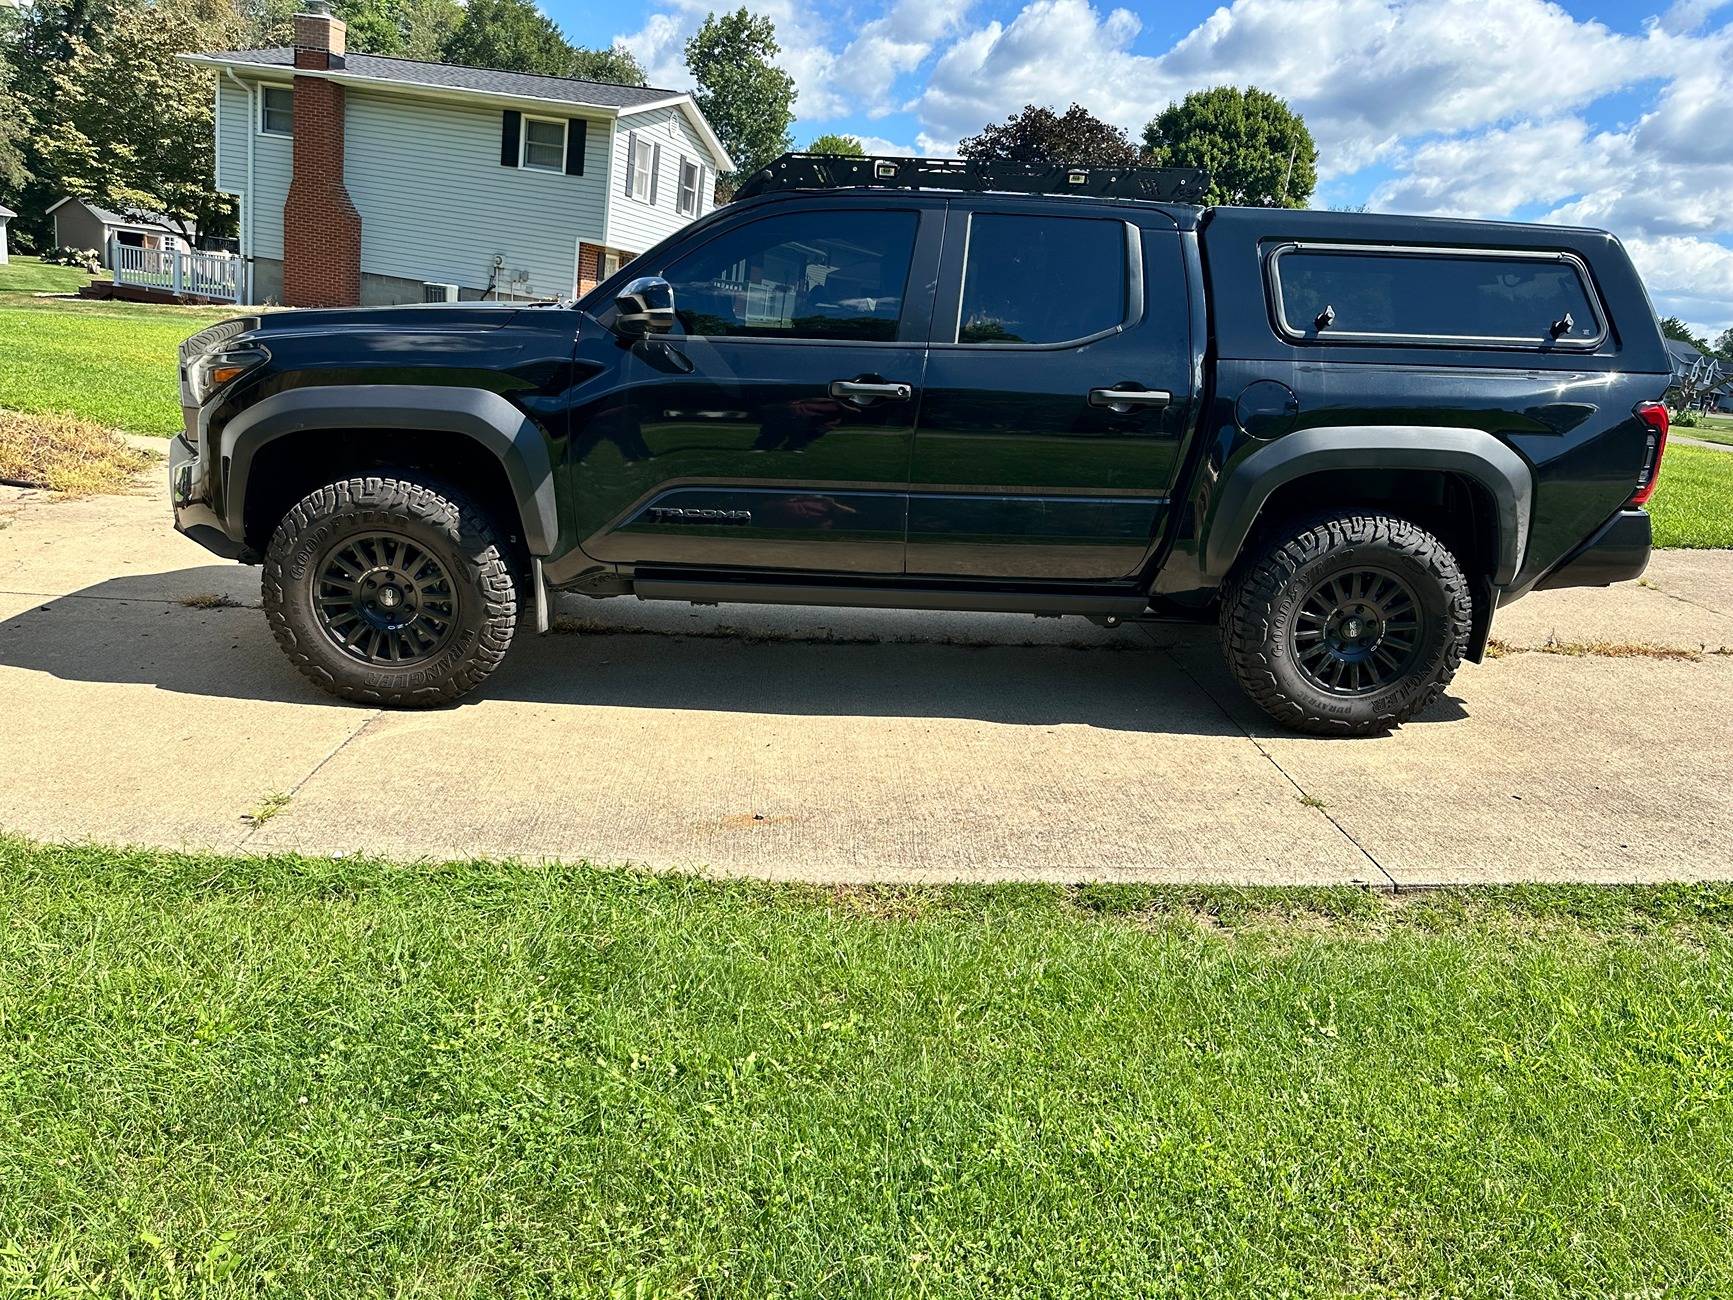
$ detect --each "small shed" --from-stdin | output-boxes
[45,196,193,266]
[0,203,14,265]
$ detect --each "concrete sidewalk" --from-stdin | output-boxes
[2,475,1730,886]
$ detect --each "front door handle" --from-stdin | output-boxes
[1088,387,1171,410]
[830,379,912,403]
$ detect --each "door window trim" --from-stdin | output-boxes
[933,212,1143,351]
[1265,241,1609,351]
[650,203,942,348]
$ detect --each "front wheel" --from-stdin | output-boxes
[1220,512,1471,735]
[262,476,519,706]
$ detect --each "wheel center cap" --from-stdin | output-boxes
[1341,616,1363,640]
[378,585,403,610]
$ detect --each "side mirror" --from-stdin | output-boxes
[615,276,675,336]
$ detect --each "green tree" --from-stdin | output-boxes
[0,8,30,194]
[1659,317,1709,352]
[36,0,236,244]
[806,132,864,156]
[1142,85,1317,207]
[1710,327,1732,362]
[958,103,1138,165]
[435,0,640,83]
[685,8,795,181]
[567,44,645,86]
[438,0,572,75]
[338,0,463,60]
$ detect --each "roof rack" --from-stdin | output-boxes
[733,153,1211,204]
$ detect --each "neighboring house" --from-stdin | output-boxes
[46,196,194,266]
[181,1,732,308]
[0,203,13,264]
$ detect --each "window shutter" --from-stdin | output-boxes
[698,166,709,213]
[565,119,586,175]
[649,143,662,204]
[500,110,521,167]
[624,133,637,197]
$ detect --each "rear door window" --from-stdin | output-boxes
[1270,246,1604,348]
[956,214,1127,345]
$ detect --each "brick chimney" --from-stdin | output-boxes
[282,0,362,306]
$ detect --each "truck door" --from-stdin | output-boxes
[576,203,940,576]
[906,206,1196,581]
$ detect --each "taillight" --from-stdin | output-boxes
[1629,401,1668,506]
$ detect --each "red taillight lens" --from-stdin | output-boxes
[1629,401,1668,506]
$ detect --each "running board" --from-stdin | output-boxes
[631,578,1150,618]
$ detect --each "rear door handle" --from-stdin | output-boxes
[830,379,912,402]
[1088,387,1171,409]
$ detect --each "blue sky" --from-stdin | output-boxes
[549,0,1733,336]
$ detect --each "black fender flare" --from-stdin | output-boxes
[1201,426,1533,586]
[219,384,559,555]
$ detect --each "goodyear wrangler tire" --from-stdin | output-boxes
[262,476,518,707]
[1220,512,1471,736]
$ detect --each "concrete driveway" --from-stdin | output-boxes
[3,472,1730,886]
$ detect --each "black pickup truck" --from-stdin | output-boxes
[171,155,1671,734]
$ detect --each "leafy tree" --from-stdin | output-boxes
[435,0,640,82]
[36,0,237,244]
[806,133,864,156]
[1142,86,1317,208]
[1710,326,1732,362]
[958,103,1138,166]
[567,44,645,86]
[685,8,795,181]
[1659,316,1709,352]
[438,0,571,75]
[0,9,29,194]
[338,0,463,60]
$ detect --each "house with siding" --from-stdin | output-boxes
[181,1,731,308]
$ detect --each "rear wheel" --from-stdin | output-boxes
[262,476,518,706]
[1220,512,1471,735]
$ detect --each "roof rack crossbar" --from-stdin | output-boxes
[733,153,1211,204]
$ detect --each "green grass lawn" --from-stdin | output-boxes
[1649,441,1733,548]
[1681,413,1733,447]
[4,836,1733,1297]
[0,253,97,294]
[0,293,225,435]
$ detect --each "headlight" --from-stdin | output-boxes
[186,346,268,405]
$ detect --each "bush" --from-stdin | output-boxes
[1673,408,1699,428]
[41,247,102,273]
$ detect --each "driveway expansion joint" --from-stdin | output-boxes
[1151,632,1399,891]
[236,707,384,851]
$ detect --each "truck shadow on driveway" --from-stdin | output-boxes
[0,568,1469,736]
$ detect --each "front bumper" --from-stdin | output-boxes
[169,433,251,560]
[1533,508,1651,591]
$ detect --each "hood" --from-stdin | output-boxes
[181,301,564,360]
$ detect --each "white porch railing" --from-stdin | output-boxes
[110,240,243,303]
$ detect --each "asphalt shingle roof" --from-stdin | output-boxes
[196,48,679,110]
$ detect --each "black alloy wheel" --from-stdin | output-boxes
[1288,566,1423,696]
[314,531,459,666]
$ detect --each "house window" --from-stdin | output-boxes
[629,135,655,202]
[521,116,566,172]
[601,250,622,278]
[677,157,700,216]
[260,86,293,137]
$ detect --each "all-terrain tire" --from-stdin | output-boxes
[262,476,518,707]
[1219,512,1472,736]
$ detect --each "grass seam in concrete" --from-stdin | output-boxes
[235,708,383,852]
